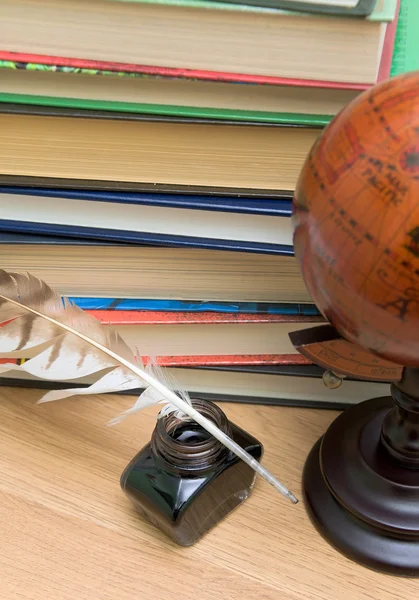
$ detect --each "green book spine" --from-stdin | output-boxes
[0,92,330,127]
[390,0,419,76]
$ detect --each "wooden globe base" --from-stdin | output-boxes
[303,368,419,576]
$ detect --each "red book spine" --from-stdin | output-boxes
[86,310,325,325]
[0,311,320,365]
[0,310,318,366]
[0,51,370,90]
[377,0,400,82]
[0,354,311,368]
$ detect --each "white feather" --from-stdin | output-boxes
[39,368,143,403]
[108,357,192,426]
[0,270,298,504]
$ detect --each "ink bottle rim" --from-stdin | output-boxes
[151,399,233,476]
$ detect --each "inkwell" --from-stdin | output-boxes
[121,398,263,546]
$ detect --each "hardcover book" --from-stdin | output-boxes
[0,236,312,303]
[202,0,378,16]
[0,363,390,409]
[0,310,324,359]
[0,62,362,127]
[0,0,397,85]
[0,187,294,253]
[0,104,321,192]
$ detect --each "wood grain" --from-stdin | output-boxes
[0,386,418,599]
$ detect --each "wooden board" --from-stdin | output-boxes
[0,386,417,599]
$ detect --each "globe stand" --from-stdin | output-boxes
[304,367,419,576]
[287,71,419,575]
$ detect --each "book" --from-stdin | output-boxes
[0,187,294,252]
[0,104,321,192]
[92,310,324,356]
[0,363,391,409]
[0,309,324,359]
[103,0,392,19]
[0,51,377,88]
[0,62,362,127]
[0,0,399,126]
[1,236,311,302]
[202,0,378,16]
[0,353,313,368]
[0,0,397,85]
[65,298,321,315]
[0,240,319,308]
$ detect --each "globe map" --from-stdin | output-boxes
[293,72,419,367]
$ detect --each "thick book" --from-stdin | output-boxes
[1,310,324,359]
[0,0,397,86]
[0,306,320,367]
[0,104,320,192]
[0,187,294,253]
[0,235,311,303]
[204,0,378,16]
[0,234,319,312]
[0,235,319,310]
[0,51,373,89]
[0,362,391,409]
[0,60,361,128]
[87,309,325,357]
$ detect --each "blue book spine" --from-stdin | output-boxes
[0,187,293,254]
[0,186,293,216]
[70,298,320,315]
[0,219,293,255]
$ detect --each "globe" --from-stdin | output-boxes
[293,72,419,367]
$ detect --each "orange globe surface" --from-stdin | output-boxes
[293,72,419,367]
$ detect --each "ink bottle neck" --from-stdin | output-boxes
[151,399,232,476]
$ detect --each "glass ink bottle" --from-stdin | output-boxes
[120,399,263,546]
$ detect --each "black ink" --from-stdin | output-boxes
[405,227,419,258]
[377,296,414,322]
[120,400,263,546]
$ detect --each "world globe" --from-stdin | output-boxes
[293,71,419,368]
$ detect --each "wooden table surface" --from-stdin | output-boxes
[1,385,418,600]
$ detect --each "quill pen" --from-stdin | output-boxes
[0,270,298,504]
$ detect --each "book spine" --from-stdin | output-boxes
[0,92,333,127]
[0,219,295,256]
[377,0,400,81]
[0,354,311,367]
[85,310,324,325]
[0,52,370,90]
[69,298,321,314]
[0,186,294,215]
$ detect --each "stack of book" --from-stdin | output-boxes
[0,0,412,408]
